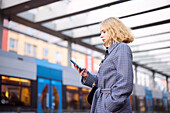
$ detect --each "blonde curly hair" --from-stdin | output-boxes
[101,17,134,47]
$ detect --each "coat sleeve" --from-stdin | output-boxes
[81,72,98,87]
[105,43,133,112]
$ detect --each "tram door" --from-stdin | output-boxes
[38,78,62,113]
[145,96,153,112]
[51,80,62,113]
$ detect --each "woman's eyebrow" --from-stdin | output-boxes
[101,29,105,32]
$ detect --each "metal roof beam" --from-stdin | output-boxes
[132,19,170,30]
[134,56,170,62]
[142,61,170,65]
[35,0,130,23]
[2,0,59,15]
[154,67,170,71]
[138,59,170,64]
[135,31,170,39]
[147,63,170,67]
[154,68,170,73]
[132,46,170,53]
[0,0,30,9]
[133,48,170,57]
[131,39,170,48]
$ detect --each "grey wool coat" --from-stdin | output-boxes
[81,42,133,113]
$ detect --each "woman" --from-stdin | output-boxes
[74,17,134,113]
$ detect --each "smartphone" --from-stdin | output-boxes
[70,59,83,71]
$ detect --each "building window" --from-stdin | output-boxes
[43,48,48,58]
[26,43,31,54]
[24,43,36,57]
[56,52,62,64]
[10,39,15,49]
[32,45,36,57]
[0,76,31,106]
[9,38,18,51]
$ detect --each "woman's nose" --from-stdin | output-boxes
[100,34,103,38]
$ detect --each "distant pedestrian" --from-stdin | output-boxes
[1,92,9,105]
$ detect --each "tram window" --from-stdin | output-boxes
[21,87,31,106]
[1,76,31,106]
[153,98,163,112]
[81,88,91,109]
[2,76,31,86]
[66,86,79,110]
[136,96,145,112]
[2,76,19,85]
[153,98,159,112]
[168,99,170,111]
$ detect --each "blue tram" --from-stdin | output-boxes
[0,50,90,113]
[162,91,169,112]
[145,87,153,112]
[36,59,62,113]
[0,50,170,113]
[0,50,63,112]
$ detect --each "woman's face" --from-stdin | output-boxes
[100,25,108,42]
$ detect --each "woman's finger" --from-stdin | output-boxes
[73,64,78,70]
[73,64,76,68]
[80,69,85,76]
[83,68,88,78]
[78,67,82,73]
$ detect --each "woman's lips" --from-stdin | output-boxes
[102,39,105,42]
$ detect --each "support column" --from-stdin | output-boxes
[166,76,169,92]
[152,71,155,88]
[134,65,138,112]
[135,65,137,84]
[67,40,72,67]
[0,13,4,49]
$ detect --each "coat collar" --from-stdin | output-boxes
[107,41,121,54]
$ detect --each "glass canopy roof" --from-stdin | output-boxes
[1,0,170,76]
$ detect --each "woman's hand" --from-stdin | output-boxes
[73,64,88,79]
